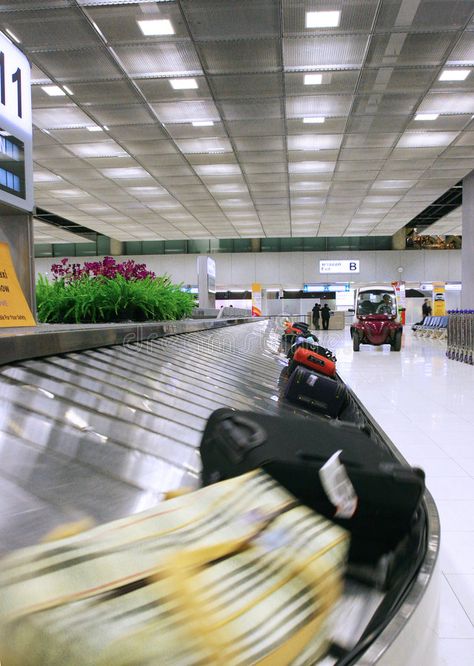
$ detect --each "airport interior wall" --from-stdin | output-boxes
[35,249,461,289]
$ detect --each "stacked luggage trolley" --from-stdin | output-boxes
[0,318,440,665]
[446,309,474,364]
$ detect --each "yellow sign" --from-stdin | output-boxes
[0,242,36,327]
[251,282,262,317]
[432,282,446,316]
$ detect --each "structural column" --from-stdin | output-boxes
[462,170,474,308]
[391,227,406,250]
[109,238,123,256]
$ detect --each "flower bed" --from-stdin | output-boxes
[37,258,195,324]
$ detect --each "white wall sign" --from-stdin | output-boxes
[0,31,33,212]
[320,259,360,274]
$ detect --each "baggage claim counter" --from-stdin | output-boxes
[0,318,440,665]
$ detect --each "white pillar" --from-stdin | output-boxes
[462,171,474,308]
[197,256,216,309]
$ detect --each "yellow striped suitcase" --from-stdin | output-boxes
[0,470,348,665]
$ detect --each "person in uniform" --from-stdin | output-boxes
[376,294,393,315]
[321,304,331,330]
[422,299,432,319]
[312,302,321,329]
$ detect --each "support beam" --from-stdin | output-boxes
[109,238,123,256]
[462,171,474,308]
[391,227,406,250]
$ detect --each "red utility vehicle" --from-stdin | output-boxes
[351,286,403,352]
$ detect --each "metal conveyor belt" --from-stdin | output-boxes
[0,320,305,551]
[0,319,439,665]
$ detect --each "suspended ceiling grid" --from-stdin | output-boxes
[419,207,463,235]
[32,218,92,243]
[2,0,474,241]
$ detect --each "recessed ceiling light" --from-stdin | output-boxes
[415,113,439,121]
[169,78,198,90]
[62,86,74,95]
[303,117,325,124]
[439,69,471,81]
[41,85,66,97]
[306,10,341,28]
[137,19,174,36]
[304,74,323,85]
[86,126,103,132]
[192,121,214,127]
[5,28,20,44]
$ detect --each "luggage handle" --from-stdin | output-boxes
[308,354,326,367]
[216,413,267,463]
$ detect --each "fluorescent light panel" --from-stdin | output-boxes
[86,125,103,132]
[303,117,325,124]
[439,69,471,81]
[137,19,174,36]
[170,78,198,90]
[304,73,323,85]
[305,10,341,28]
[41,85,66,97]
[63,86,73,95]
[192,121,214,127]
[415,113,439,121]
[5,28,20,44]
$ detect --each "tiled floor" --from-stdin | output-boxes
[319,327,474,666]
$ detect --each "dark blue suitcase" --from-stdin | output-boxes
[284,365,347,418]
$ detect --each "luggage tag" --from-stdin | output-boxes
[319,451,358,519]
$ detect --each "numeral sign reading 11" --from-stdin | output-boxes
[0,51,22,118]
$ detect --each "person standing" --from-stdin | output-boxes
[321,303,331,331]
[422,298,432,319]
[311,302,321,329]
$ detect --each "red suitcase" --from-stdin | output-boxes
[284,326,312,337]
[290,345,336,378]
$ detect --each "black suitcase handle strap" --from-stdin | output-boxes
[216,413,267,463]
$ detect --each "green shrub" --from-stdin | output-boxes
[36,274,195,324]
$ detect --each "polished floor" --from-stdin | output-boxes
[317,326,474,666]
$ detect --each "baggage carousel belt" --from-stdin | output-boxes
[0,319,313,552]
[0,319,430,663]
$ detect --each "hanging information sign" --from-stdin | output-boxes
[0,31,33,212]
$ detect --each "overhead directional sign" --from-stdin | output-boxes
[304,284,350,292]
[320,260,360,274]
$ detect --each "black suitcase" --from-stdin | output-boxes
[284,365,346,418]
[281,332,298,353]
[200,409,426,567]
[292,321,310,332]
[281,332,314,353]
